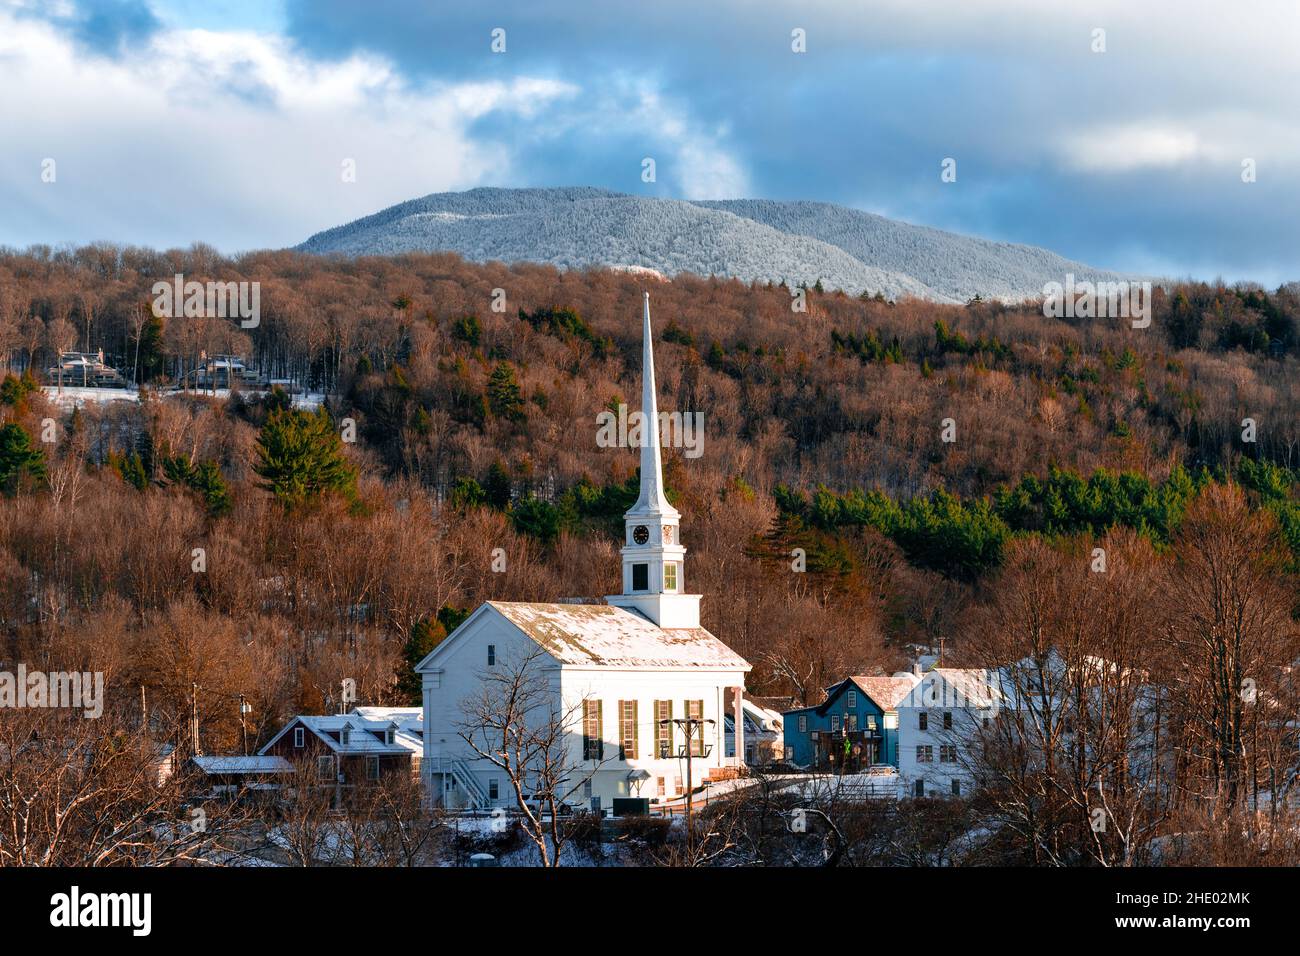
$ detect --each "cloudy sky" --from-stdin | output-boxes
[3,0,1297,284]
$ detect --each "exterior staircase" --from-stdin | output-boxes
[448,758,490,808]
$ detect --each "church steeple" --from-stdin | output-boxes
[631,292,678,519]
[606,293,700,629]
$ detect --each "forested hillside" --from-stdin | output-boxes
[0,244,1296,768]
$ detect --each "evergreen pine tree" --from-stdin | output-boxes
[396,616,447,703]
[486,361,525,422]
[254,407,358,508]
[484,458,511,510]
[0,423,46,495]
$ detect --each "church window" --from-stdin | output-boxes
[583,700,603,760]
[619,700,639,760]
[632,563,649,591]
[663,563,678,591]
[686,699,705,756]
[656,700,673,757]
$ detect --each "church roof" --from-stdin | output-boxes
[487,601,748,670]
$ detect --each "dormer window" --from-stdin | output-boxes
[385,727,395,745]
[340,726,351,746]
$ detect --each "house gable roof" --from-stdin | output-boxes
[258,713,422,757]
[847,674,922,712]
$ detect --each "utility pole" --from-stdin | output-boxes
[239,694,250,756]
[662,715,714,859]
[190,682,200,756]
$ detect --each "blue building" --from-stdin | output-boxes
[783,674,920,770]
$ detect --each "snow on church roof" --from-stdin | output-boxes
[488,601,749,670]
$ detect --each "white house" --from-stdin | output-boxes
[897,653,1166,799]
[416,293,751,812]
[897,667,1004,798]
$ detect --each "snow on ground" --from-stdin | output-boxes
[41,386,324,410]
[42,386,139,406]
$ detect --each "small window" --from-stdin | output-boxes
[487,644,496,666]
[663,563,678,591]
[914,779,925,797]
[846,690,857,709]
[366,756,379,780]
[943,711,953,730]
[845,714,857,732]
[916,745,933,763]
[798,715,808,733]
[918,712,928,731]
[831,715,840,732]
[384,728,394,745]
[940,745,957,763]
[293,727,305,748]
[317,756,336,780]
[340,726,350,746]
[632,563,649,591]
[951,779,962,796]
[488,779,499,800]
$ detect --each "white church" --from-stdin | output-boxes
[416,294,751,812]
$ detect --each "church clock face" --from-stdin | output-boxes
[632,525,650,545]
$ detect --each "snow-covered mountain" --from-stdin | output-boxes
[297,187,1134,304]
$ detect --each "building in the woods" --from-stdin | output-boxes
[782,674,921,771]
[416,294,751,812]
[897,667,1003,798]
[258,706,423,791]
[186,755,294,797]
[725,698,785,765]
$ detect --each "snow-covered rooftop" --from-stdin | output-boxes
[191,755,293,774]
[849,673,922,711]
[488,601,749,670]
[259,713,423,756]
